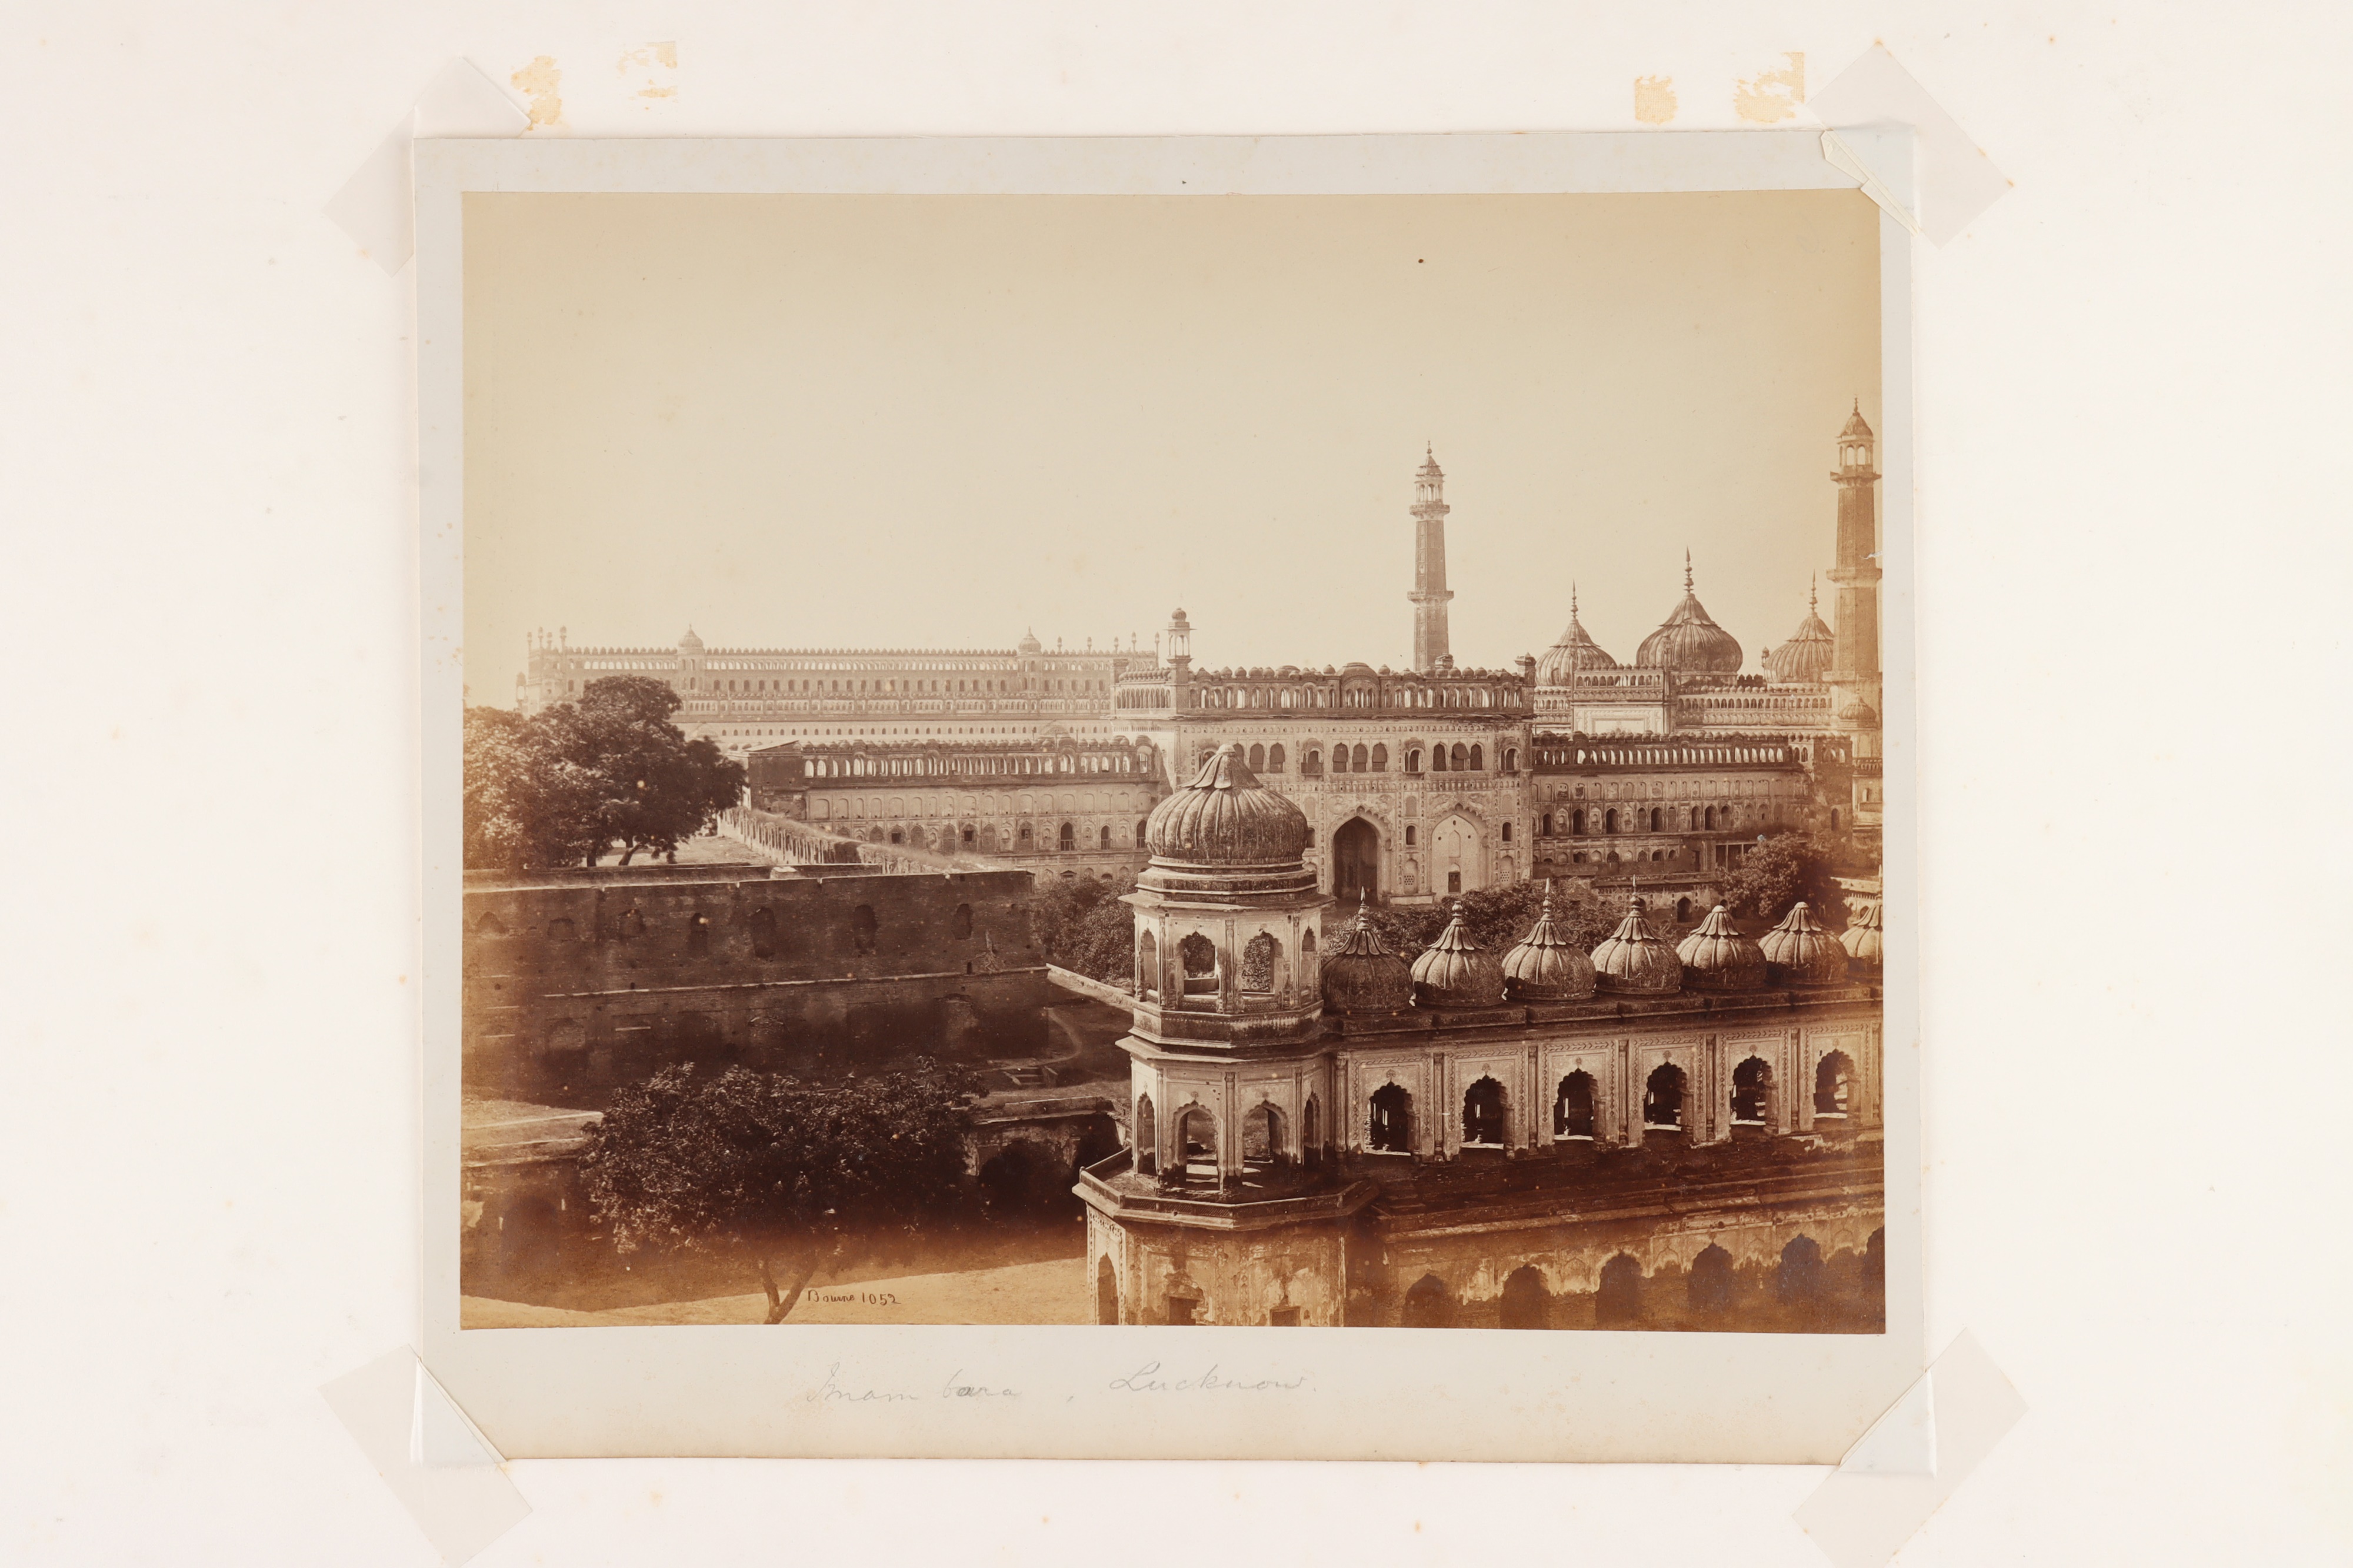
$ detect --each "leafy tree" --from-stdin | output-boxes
[1718,832,1848,926]
[578,1061,981,1323]
[1032,873,1136,984]
[1357,879,1617,965]
[462,706,605,870]
[462,675,748,870]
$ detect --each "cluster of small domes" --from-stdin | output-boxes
[1140,743,1312,866]
[1318,887,1874,1013]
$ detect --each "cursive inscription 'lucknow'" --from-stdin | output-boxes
[1109,1362,1308,1394]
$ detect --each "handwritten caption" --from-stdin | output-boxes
[806,1363,1015,1404]
[1109,1362,1307,1394]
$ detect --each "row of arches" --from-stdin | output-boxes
[1214,742,1521,776]
[1131,1092,1325,1178]
[1364,1054,1857,1153]
[1539,803,1771,836]
[1400,1229,1885,1327]
[1136,928,1317,1005]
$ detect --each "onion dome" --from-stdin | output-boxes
[1409,906,1506,1008]
[678,626,704,650]
[1590,896,1682,995]
[1016,628,1043,655]
[1759,902,1850,986]
[1321,896,1414,1014]
[1534,585,1621,683]
[1839,900,1884,970]
[1142,742,1312,866]
[1636,553,1745,673]
[1834,687,1881,728]
[1501,881,1598,1001]
[1764,578,1836,684]
[1675,904,1768,991]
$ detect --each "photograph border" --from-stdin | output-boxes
[416,129,1922,1463]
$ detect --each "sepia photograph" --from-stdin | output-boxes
[454,176,1894,1341]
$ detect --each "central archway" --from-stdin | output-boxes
[1333,817,1379,904]
[1430,813,1484,897]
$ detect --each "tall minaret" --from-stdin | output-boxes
[1827,403,1882,704]
[1825,401,1885,853]
[1408,445,1454,671]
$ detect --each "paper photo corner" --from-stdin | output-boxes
[1811,44,2012,246]
[322,59,529,276]
[321,1346,529,1566]
[1795,1330,2028,1567]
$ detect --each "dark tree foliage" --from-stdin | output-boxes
[1718,832,1849,926]
[578,1061,981,1324]
[464,675,748,870]
[1032,873,1136,985]
[1356,880,1617,965]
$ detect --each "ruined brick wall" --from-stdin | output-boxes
[463,867,1049,1100]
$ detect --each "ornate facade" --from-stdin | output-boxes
[1079,744,1886,1329]
[525,404,1888,902]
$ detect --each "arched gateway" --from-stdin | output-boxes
[1332,817,1379,903]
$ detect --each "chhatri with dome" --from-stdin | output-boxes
[1077,739,1886,1330]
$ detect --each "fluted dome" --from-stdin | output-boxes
[1764,581,1835,684]
[1839,900,1883,970]
[1760,902,1849,986]
[1142,743,1312,866]
[1321,898,1414,1014]
[1675,904,1768,991]
[1841,403,1875,443]
[1637,557,1744,673]
[1016,628,1042,655]
[1534,588,1621,684]
[1590,896,1682,994]
[678,626,704,650]
[1409,907,1505,1008]
[1501,882,1598,1001]
[1834,688,1880,728]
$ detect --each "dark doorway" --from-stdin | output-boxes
[1596,1254,1642,1325]
[1688,1244,1735,1315]
[978,1140,1076,1219]
[1554,1072,1597,1139]
[1096,1257,1118,1325]
[1732,1057,1773,1127]
[1643,1063,1687,1131]
[1777,1236,1826,1308]
[1499,1265,1550,1329]
[1333,818,1379,904]
[1462,1076,1507,1146]
[1402,1274,1454,1327]
[1369,1083,1413,1153]
[1176,1106,1218,1180]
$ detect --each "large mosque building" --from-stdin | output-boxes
[518,405,1887,905]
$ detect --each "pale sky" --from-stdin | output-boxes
[464,189,1879,700]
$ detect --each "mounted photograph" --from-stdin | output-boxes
[416,133,1919,1461]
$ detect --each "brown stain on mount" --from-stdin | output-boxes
[1734,52,1805,124]
[511,56,564,129]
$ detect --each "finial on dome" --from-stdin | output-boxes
[1571,581,1578,617]
[1809,573,1818,612]
[1684,549,1694,592]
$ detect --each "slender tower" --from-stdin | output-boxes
[1825,401,1885,852]
[1408,446,1454,671]
[1827,403,1881,700]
